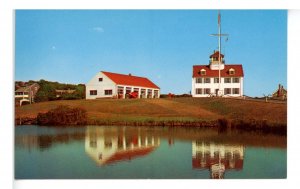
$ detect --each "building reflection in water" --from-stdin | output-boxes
[192,141,244,179]
[85,127,160,166]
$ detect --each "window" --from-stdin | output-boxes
[154,90,159,98]
[196,78,203,83]
[224,88,231,95]
[104,90,113,95]
[98,78,103,82]
[229,68,235,75]
[90,90,97,95]
[233,78,240,83]
[214,78,219,83]
[204,78,211,83]
[204,88,211,94]
[126,87,132,94]
[104,139,113,149]
[147,89,153,98]
[89,140,97,148]
[117,86,124,94]
[117,87,124,98]
[224,78,231,83]
[233,88,240,94]
[140,89,146,98]
[200,69,206,75]
[196,88,202,94]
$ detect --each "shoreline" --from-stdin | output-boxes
[15,97,287,135]
[15,116,287,135]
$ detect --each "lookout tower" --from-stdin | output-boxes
[209,50,225,70]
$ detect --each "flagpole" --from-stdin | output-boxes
[218,11,221,95]
[210,11,228,97]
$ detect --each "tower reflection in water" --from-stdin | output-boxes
[85,127,160,166]
[192,141,244,179]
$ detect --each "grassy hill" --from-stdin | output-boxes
[15,97,287,127]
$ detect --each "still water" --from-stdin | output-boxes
[15,125,286,179]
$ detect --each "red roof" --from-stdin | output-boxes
[193,64,244,77]
[103,147,156,165]
[102,71,160,89]
[192,157,243,170]
[210,51,224,58]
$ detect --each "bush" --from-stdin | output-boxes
[37,105,87,126]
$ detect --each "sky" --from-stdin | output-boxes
[15,10,287,97]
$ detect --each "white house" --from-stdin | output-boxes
[15,83,40,106]
[192,51,244,97]
[86,71,160,99]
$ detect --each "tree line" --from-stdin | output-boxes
[16,79,85,102]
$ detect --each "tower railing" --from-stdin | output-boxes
[209,60,225,64]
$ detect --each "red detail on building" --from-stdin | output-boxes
[193,65,244,78]
[102,71,160,89]
[192,157,243,170]
[209,51,224,58]
[129,91,139,98]
[104,147,156,165]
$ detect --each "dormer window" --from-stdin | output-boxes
[200,69,206,76]
[229,68,235,75]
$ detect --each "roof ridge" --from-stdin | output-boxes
[101,71,148,79]
[193,64,243,66]
[101,71,160,89]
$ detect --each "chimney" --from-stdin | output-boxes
[129,73,132,76]
[278,84,282,96]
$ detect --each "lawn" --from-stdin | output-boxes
[15,97,287,125]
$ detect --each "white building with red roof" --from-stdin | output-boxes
[192,51,244,97]
[192,12,244,97]
[86,71,160,99]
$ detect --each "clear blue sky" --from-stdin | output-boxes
[15,10,287,97]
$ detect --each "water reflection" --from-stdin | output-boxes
[85,127,160,165]
[15,129,85,150]
[192,141,244,179]
[15,126,286,179]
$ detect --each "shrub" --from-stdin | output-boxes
[37,105,87,126]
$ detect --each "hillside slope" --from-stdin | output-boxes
[15,97,287,125]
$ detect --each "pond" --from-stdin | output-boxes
[15,125,286,179]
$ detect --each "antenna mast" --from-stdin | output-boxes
[210,10,228,96]
[218,10,221,93]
